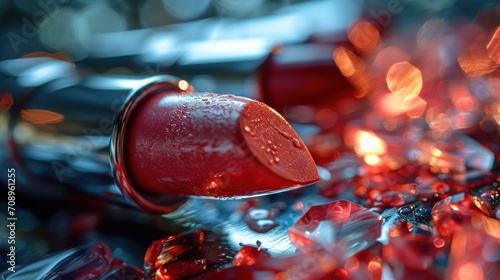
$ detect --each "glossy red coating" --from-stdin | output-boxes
[124,92,319,198]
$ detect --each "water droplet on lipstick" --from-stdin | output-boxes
[292,138,302,148]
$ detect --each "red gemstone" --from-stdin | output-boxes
[233,245,271,266]
[431,193,490,237]
[144,231,204,273]
[289,200,382,258]
[155,259,207,280]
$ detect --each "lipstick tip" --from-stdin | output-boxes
[240,101,319,186]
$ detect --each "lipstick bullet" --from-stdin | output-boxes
[0,57,318,213]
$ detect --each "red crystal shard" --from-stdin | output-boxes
[233,245,271,266]
[155,259,207,280]
[144,230,206,279]
[431,193,490,237]
[144,231,204,271]
[289,200,382,258]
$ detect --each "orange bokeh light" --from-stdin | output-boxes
[386,62,423,99]
[348,20,380,54]
[449,83,476,113]
[333,46,372,98]
[354,130,387,156]
[372,46,410,72]
[457,262,484,280]
[401,94,427,119]
[334,47,356,77]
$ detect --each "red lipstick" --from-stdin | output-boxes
[124,92,318,198]
[1,57,318,213]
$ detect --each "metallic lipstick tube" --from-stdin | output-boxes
[0,57,192,213]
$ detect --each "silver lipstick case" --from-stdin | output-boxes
[0,57,193,213]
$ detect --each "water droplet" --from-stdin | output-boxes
[248,208,270,220]
[274,157,280,163]
[248,219,279,233]
[398,205,415,215]
[278,129,292,139]
[244,126,252,134]
[268,159,274,164]
[292,138,302,148]
[266,148,271,153]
